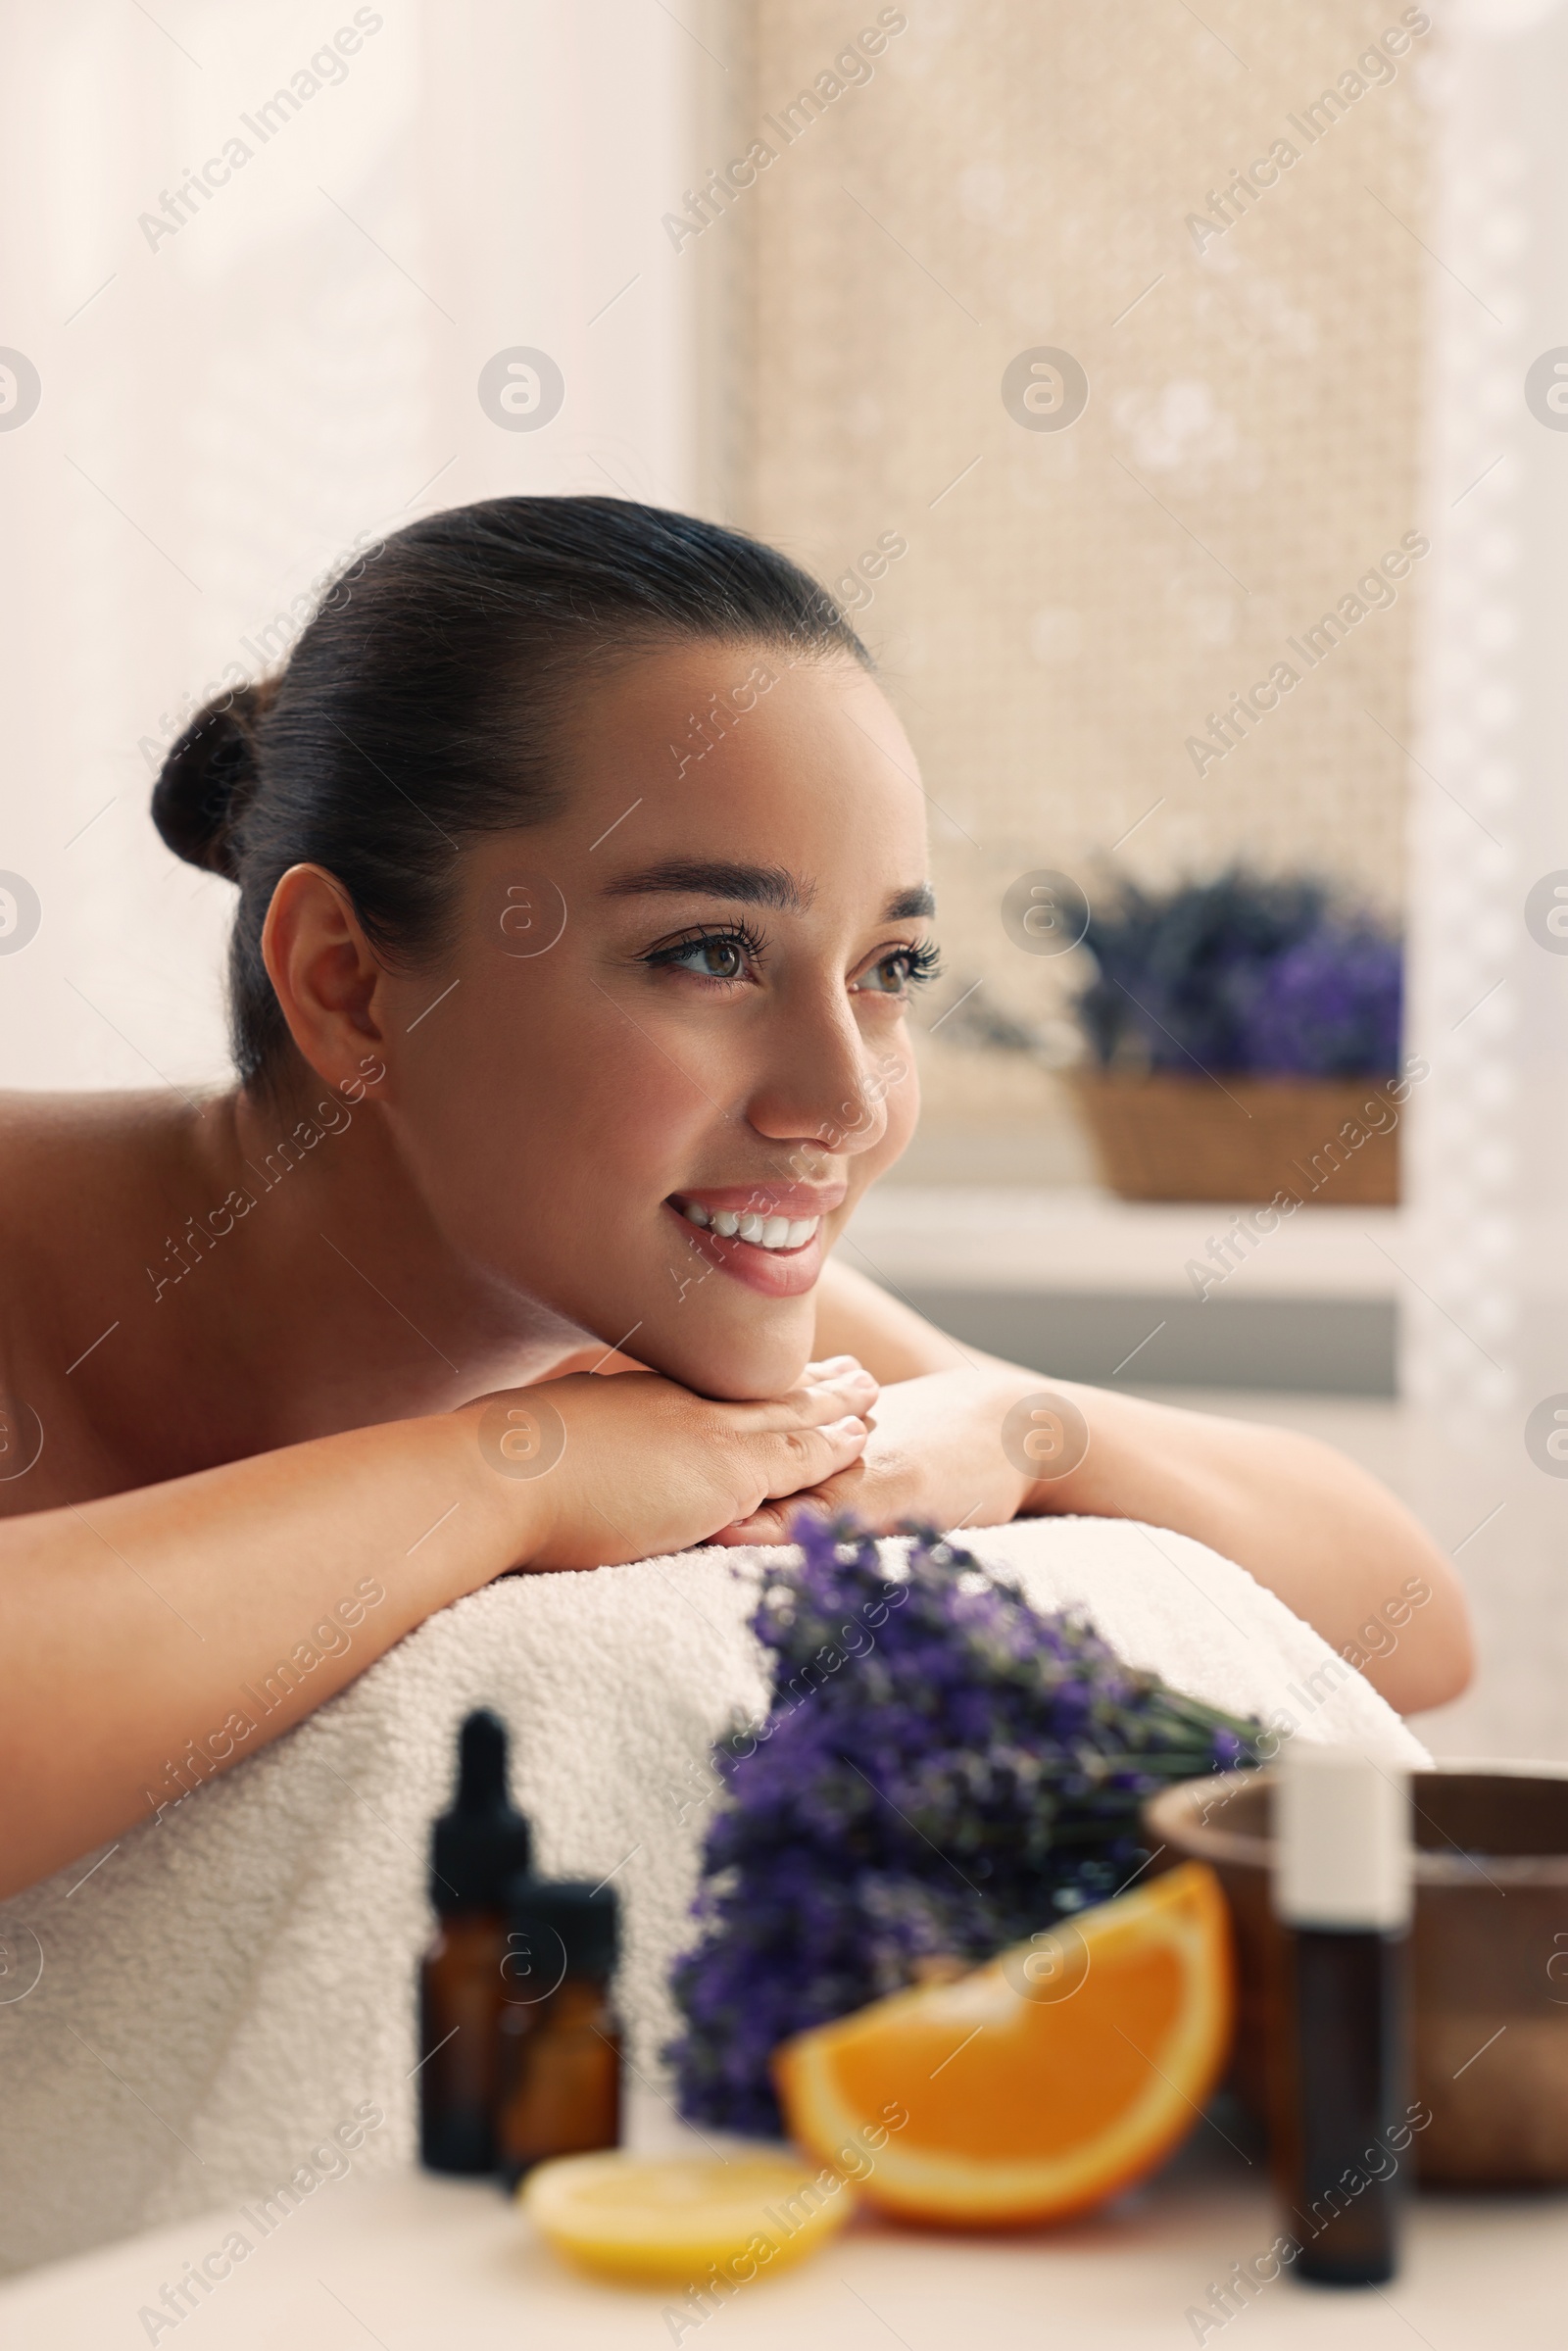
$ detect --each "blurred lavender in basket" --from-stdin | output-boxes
[665,1516,1260,2136]
[1074,867,1401,1078]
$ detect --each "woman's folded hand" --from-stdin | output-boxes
[712,1365,1034,1547]
[466,1355,880,1571]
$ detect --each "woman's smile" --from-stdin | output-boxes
[665,1182,847,1298]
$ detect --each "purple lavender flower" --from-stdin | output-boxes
[664,1516,1260,2136]
[1074,869,1401,1077]
[1234,924,1401,1077]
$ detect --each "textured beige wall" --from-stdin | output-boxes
[727,0,1429,1178]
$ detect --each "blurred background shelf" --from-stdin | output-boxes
[850,1187,1400,1395]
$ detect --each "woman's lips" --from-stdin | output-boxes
[663,1189,840,1298]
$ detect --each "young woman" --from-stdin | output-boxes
[0,497,1470,1898]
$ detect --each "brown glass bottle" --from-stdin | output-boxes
[497,1878,621,2187]
[417,1710,532,2174]
[1277,1927,1406,2284]
[1271,1745,1411,2288]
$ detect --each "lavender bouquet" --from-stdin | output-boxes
[666,1518,1259,2135]
[1074,867,1401,1078]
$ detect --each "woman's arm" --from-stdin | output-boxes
[787,1258,1474,1716]
[0,1362,875,1897]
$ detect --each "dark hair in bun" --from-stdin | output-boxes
[147,496,867,1090]
[152,680,277,882]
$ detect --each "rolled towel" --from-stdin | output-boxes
[0,1515,1425,2273]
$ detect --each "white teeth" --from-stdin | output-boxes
[677,1200,821,1250]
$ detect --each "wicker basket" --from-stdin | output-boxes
[1070,1069,1400,1204]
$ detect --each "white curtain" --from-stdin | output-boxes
[0,0,715,1091]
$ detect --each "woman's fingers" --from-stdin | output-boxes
[744,1410,868,1504]
[715,1452,873,1548]
[710,1502,798,1547]
[700,1362,876,1528]
[784,1361,879,1424]
[805,1353,876,1386]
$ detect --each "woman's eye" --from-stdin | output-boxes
[653,933,752,981]
[694,939,744,978]
[855,945,938,997]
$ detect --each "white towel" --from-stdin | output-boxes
[0,1516,1426,2275]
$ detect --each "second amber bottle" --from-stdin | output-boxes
[497,1875,622,2188]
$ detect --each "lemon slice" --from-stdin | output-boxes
[521,2150,855,2287]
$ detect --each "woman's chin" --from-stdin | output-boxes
[640,1312,814,1403]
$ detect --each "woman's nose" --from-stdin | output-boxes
[743,1006,892,1158]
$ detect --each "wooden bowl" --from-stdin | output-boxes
[1144,1762,1568,2185]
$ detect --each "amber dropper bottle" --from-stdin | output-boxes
[497,1876,622,2188]
[1272,1742,1411,2286]
[417,1709,533,2174]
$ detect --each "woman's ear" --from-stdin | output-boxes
[260,862,391,1096]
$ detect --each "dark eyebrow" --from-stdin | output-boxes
[598,859,814,912]
[598,861,935,924]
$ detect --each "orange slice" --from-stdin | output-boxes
[773,1860,1233,2228]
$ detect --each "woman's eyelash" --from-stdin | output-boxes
[642,920,767,972]
[898,940,943,985]
[861,939,942,990]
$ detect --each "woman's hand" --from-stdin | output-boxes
[712,1366,1031,1546]
[468,1355,880,1570]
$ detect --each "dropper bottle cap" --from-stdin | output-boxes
[430,1709,533,1915]
[507,1875,620,1981]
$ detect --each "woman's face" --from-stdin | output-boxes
[377,642,933,1398]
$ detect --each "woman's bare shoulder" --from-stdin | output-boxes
[0,1089,165,1300]
[0,1085,181,1151]
[0,1087,192,1225]
[0,1090,198,1515]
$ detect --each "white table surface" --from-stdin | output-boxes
[2,2126,1563,2351]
